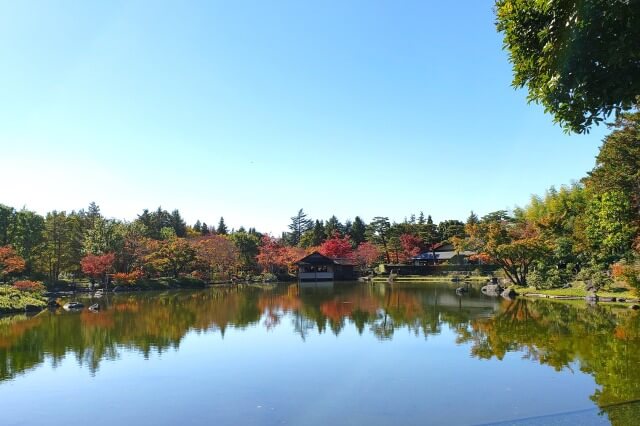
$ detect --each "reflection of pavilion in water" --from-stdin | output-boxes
[288,283,502,341]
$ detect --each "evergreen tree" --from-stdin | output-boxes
[311,220,326,246]
[417,211,426,225]
[87,202,101,229]
[11,209,45,275]
[324,215,343,238]
[350,216,367,245]
[193,220,202,234]
[367,217,391,263]
[170,209,187,237]
[466,211,479,227]
[288,209,313,246]
[0,204,15,246]
[201,222,210,236]
[217,217,228,235]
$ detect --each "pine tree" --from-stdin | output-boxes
[288,209,313,246]
[324,215,343,238]
[217,217,228,235]
[193,220,202,233]
[350,216,367,245]
[170,209,187,237]
[418,211,426,225]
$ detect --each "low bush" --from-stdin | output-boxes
[113,270,143,286]
[12,280,46,293]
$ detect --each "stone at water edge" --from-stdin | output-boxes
[630,305,640,310]
[501,288,517,299]
[585,292,599,302]
[481,284,503,297]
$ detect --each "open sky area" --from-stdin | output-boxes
[1,0,608,233]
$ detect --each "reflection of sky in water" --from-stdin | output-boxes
[0,283,638,425]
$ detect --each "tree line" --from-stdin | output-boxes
[1,107,639,289]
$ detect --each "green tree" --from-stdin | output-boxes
[10,209,45,275]
[0,204,15,246]
[585,190,636,265]
[216,217,228,235]
[324,215,343,239]
[350,216,367,245]
[586,109,640,216]
[229,231,260,271]
[38,211,73,282]
[288,209,313,246]
[438,220,466,241]
[367,217,391,263]
[170,209,187,237]
[495,0,640,133]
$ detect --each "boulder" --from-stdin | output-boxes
[63,302,84,310]
[501,288,517,299]
[630,305,640,310]
[481,284,503,297]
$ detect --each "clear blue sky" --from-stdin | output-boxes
[0,1,607,233]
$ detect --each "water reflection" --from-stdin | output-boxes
[1,282,639,423]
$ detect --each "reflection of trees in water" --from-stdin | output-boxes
[461,298,640,423]
[2,284,640,421]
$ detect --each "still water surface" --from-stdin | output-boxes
[1,282,639,425]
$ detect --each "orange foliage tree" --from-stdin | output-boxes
[81,252,116,284]
[0,245,26,282]
[192,235,240,281]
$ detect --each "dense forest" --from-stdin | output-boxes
[0,110,639,291]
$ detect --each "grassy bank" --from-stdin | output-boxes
[0,286,47,314]
[515,284,637,301]
[370,275,489,283]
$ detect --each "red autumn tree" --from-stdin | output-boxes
[353,242,381,269]
[400,233,424,260]
[319,232,353,259]
[0,245,26,282]
[256,235,305,274]
[81,252,115,284]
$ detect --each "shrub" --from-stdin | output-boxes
[113,270,143,286]
[576,265,613,291]
[612,260,640,291]
[12,280,46,293]
[528,268,563,289]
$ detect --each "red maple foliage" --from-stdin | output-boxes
[353,242,381,268]
[400,234,424,260]
[0,245,26,280]
[81,253,115,281]
[257,235,305,274]
[319,232,353,259]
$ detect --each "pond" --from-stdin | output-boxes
[1,282,639,425]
